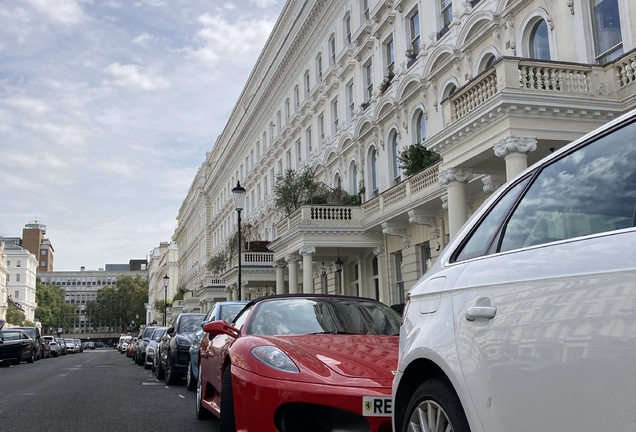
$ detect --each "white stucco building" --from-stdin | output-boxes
[175,0,636,306]
[146,241,179,325]
[0,243,8,322]
[4,245,38,322]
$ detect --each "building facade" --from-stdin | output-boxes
[4,245,38,322]
[0,243,8,321]
[40,261,148,333]
[146,241,179,325]
[175,0,636,306]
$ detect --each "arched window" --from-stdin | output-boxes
[369,147,379,196]
[334,172,342,189]
[591,0,623,63]
[478,54,497,72]
[390,131,401,185]
[414,111,426,143]
[443,83,457,99]
[529,19,550,60]
[349,161,358,194]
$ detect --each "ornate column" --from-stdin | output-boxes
[299,246,316,294]
[494,136,537,180]
[285,254,300,294]
[438,168,473,240]
[482,174,506,194]
[373,247,389,304]
[273,260,287,295]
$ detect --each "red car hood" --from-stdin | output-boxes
[270,334,398,379]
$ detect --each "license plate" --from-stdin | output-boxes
[362,396,392,416]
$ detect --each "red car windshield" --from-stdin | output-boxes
[246,298,401,336]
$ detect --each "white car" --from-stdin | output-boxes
[393,109,636,432]
[120,336,132,354]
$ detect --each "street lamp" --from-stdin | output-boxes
[163,274,169,326]
[335,253,343,295]
[232,180,246,301]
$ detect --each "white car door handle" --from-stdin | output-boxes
[466,303,497,321]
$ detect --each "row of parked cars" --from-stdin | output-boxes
[114,111,636,432]
[0,319,92,366]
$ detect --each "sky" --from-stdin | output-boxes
[0,0,285,271]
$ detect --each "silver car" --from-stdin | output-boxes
[64,339,76,354]
[393,109,636,432]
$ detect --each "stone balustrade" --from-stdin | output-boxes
[613,49,636,89]
[230,252,274,267]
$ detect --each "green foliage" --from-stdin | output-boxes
[172,285,188,301]
[35,276,73,330]
[153,299,172,313]
[24,320,36,327]
[92,274,149,333]
[379,70,395,93]
[6,302,25,325]
[274,166,362,215]
[397,142,441,177]
[207,251,229,275]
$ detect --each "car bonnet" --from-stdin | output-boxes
[271,334,399,379]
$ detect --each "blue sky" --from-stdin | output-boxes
[0,0,284,270]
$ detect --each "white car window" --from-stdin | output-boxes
[500,120,636,252]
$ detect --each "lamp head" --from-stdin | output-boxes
[163,274,169,289]
[232,181,246,211]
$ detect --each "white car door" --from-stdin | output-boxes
[449,120,636,432]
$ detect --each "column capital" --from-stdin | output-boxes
[299,246,316,256]
[272,259,287,269]
[372,247,385,256]
[408,210,437,227]
[494,136,537,158]
[285,253,300,263]
[481,174,506,193]
[438,167,473,185]
[441,193,448,210]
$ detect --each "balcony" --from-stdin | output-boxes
[276,206,363,238]
[229,252,274,268]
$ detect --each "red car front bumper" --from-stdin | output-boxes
[232,366,393,432]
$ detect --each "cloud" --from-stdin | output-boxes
[102,62,171,90]
[250,0,278,8]
[101,1,121,8]
[184,13,276,68]
[24,0,87,25]
[131,32,159,48]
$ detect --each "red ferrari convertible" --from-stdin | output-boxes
[196,294,401,432]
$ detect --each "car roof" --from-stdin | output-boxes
[241,293,384,309]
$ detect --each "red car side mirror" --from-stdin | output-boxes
[203,320,239,338]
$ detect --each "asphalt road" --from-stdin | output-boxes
[0,348,220,432]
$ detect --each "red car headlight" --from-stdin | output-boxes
[251,346,299,373]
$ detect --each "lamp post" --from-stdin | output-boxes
[232,181,246,301]
[163,274,169,326]
[335,255,343,295]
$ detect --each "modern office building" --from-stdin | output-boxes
[174,0,636,305]
[40,260,148,333]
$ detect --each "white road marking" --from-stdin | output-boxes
[165,386,170,388]
[141,382,163,386]
[58,374,68,376]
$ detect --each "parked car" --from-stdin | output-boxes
[393,109,636,432]
[74,339,83,353]
[127,337,137,358]
[14,326,46,360]
[186,301,247,391]
[134,326,158,366]
[64,339,76,354]
[0,320,36,365]
[120,336,132,354]
[56,338,67,355]
[86,341,95,350]
[95,341,104,348]
[156,312,205,385]
[197,294,401,431]
[146,327,167,370]
[43,336,61,357]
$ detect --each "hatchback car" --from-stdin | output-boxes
[393,109,636,432]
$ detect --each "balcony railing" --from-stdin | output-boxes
[229,252,274,268]
[447,53,636,123]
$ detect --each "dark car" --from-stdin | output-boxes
[146,327,167,370]
[0,320,36,365]
[186,301,247,391]
[135,326,159,366]
[14,326,46,360]
[95,341,104,348]
[156,313,205,385]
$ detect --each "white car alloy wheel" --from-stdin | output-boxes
[406,400,454,432]
[196,363,210,419]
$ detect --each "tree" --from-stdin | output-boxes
[94,275,148,333]
[35,277,74,332]
[6,302,25,325]
[274,166,361,215]
[398,142,441,177]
